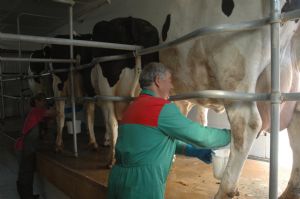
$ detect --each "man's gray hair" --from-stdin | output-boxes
[139,62,169,89]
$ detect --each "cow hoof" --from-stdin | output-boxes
[107,164,113,169]
[215,188,239,199]
[106,158,116,169]
[87,142,99,151]
[103,140,110,147]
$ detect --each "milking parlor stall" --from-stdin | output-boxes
[1,0,300,198]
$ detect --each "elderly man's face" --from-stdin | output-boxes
[158,71,174,99]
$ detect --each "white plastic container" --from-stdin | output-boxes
[66,120,81,134]
[212,146,230,180]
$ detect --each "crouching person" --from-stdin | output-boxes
[15,93,56,199]
[107,62,231,199]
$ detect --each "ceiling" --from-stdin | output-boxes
[0,0,109,36]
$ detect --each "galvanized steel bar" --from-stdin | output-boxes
[79,95,134,102]
[2,94,24,100]
[282,92,300,101]
[138,18,270,56]
[0,57,76,63]
[0,72,51,81]
[269,0,281,198]
[1,77,24,82]
[0,32,142,51]
[169,90,270,101]
[17,16,24,119]
[46,96,68,100]
[69,5,78,157]
[0,62,4,119]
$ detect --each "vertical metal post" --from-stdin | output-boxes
[0,61,5,119]
[269,0,280,198]
[69,4,78,157]
[17,16,24,119]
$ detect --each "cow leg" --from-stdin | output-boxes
[85,101,98,150]
[55,100,65,152]
[103,131,111,147]
[215,102,262,199]
[100,101,118,168]
[279,106,300,199]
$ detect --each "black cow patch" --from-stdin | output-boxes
[92,17,159,87]
[282,0,300,23]
[222,0,235,17]
[162,14,171,42]
[51,34,93,93]
[30,46,50,83]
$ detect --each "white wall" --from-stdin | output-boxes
[52,0,172,37]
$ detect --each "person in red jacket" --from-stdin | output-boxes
[15,93,56,199]
[107,62,231,199]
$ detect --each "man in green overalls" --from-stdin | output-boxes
[108,62,231,199]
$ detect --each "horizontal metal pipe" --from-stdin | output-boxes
[24,73,52,79]
[3,94,26,100]
[138,18,270,56]
[282,92,300,101]
[0,57,76,63]
[0,32,142,51]
[78,54,134,70]
[281,8,300,22]
[79,95,134,102]
[46,96,68,100]
[169,90,270,101]
[93,53,134,63]
[1,77,23,82]
[0,48,34,54]
[0,72,51,80]
[1,90,273,103]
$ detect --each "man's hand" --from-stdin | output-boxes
[185,144,214,164]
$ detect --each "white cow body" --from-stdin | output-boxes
[52,70,98,152]
[158,1,300,198]
[87,0,300,197]
[91,64,138,164]
[157,1,300,198]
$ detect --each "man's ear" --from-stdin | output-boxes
[154,76,160,87]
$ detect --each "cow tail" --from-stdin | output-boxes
[90,64,99,94]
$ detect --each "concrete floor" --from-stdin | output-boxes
[0,117,69,199]
[0,132,19,199]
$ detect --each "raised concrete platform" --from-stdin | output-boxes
[36,139,291,199]
[1,117,291,199]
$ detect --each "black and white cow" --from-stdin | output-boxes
[90,17,159,166]
[50,34,99,152]
[28,46,52,97]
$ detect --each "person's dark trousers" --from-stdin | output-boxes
[17,126,40,199]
